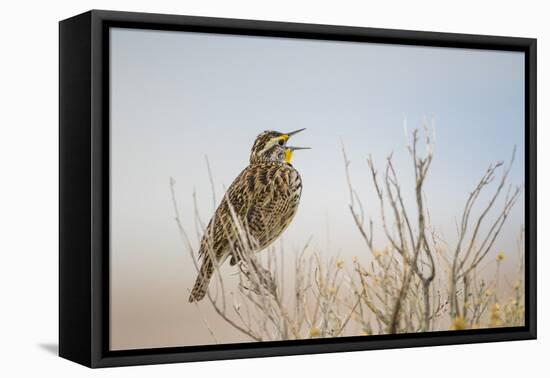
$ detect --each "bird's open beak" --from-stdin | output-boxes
[286,146,311,151]
[284,146,311,163]
[282,128,306,141]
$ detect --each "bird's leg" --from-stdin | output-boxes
[237,258,278,297]
[229,254,240,266]
[227,239,243,266]
[260,269,278,296]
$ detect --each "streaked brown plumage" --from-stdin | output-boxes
[189,129,308,302]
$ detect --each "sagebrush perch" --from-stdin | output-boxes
[171,127,523,341]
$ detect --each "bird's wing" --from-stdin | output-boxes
[238,163,296,248]
[198,163,298,261]
[197,165,254,261]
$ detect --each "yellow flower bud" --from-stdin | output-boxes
[309,327,320,338]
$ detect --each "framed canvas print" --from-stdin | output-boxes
[59,10,537,368]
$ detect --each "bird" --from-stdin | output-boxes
[189,128,309,302]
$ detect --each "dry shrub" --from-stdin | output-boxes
[170,127,524,342]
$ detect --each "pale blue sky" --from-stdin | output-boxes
[109,27,525,349]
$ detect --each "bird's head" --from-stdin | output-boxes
[249,128,310,164]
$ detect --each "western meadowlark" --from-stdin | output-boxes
[189,129,309,302]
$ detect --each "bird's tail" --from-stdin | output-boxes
[189,257,214,302]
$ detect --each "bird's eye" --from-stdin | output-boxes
[278,140,285,146]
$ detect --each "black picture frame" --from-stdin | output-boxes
[59,9,537,368]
